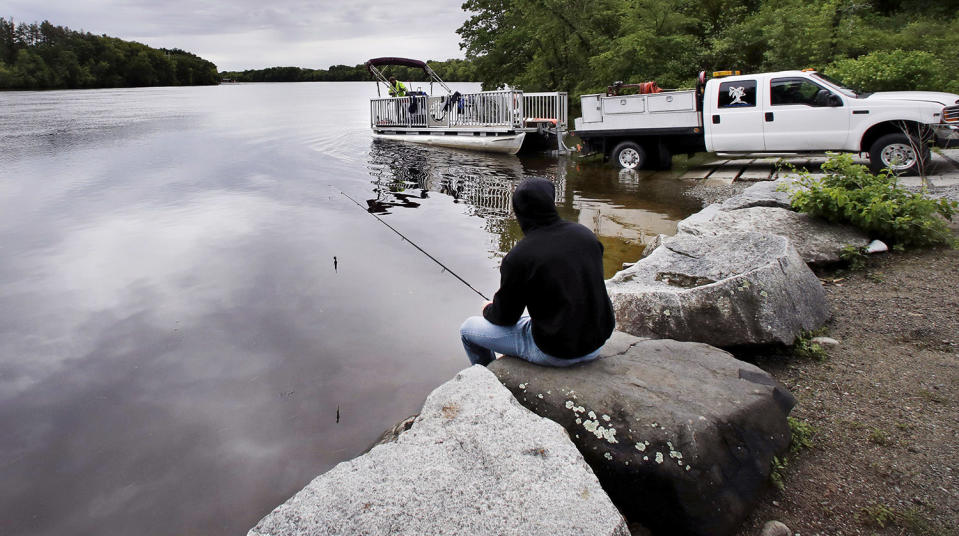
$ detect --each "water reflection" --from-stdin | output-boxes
[365,139,700,276]
[367,139,531,219]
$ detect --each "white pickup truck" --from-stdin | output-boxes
[573,70,959,174]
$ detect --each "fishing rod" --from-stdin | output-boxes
[334,187,490,301]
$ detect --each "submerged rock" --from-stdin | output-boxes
[488,332,796,536]
[248,366,630,536]
[607,232,829,347]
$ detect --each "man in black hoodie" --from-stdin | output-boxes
[460,177,615,367]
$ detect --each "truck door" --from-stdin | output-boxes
[708,79,765,151]
[762,77,850,151]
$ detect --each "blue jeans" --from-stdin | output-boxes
[460,315,602,367]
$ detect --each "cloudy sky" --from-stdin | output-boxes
[5,0,471,71]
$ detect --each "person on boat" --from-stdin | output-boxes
[460,177,615,367]
[387,77,407,97]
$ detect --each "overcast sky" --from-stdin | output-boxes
[4,0,471,71]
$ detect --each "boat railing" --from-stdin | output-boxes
[371,95,431,128]
[445,90,523,128]
[521,92,568,130]
[371,90,568,132]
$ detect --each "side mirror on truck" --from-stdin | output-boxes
[815,89,842,107]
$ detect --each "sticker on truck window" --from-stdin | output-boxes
[718,80,756,108]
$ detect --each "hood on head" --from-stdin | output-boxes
[512,177,560,233]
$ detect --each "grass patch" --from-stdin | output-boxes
[839,245,868,271]
[792,329,830,361]
[769,417,817,490]
[917,388,945,404]
[868,427,889,446]
[895,421,914,432]
[862,503,898,528]
[860,503,939,535]
[844,419,866,430]
[788,416,815,455]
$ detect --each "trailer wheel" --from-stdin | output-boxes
[868,133,928,176]
[612,142,647,170]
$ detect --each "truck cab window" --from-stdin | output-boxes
[717,80,757,108]
[771,78,836,107]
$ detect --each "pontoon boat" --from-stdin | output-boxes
[366,57,569,155]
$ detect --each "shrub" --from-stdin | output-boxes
[826,49,948,92]
[786,154,958,249]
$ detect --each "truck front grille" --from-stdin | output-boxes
[944,105,959,123]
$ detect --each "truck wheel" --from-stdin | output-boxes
[612,142,647,170]
[869,133,927,175]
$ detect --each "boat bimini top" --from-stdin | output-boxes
[365,57,451,97]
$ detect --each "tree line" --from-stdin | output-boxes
[457,0,959,97]
[219,58,477,83]
[0,18,219,90]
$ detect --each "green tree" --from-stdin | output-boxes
[827,49,949,92]
[12,48,52,88]
[0,17,218,90]
[127,50,157,86]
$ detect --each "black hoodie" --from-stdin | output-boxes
[483,178,615,358]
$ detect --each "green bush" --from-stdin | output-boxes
[786,154,958,249]
[827,49,950,92]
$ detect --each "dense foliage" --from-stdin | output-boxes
[786,154,958,249]
[0,18,219,90]
[219,59,477,83]
[457,0,959,96]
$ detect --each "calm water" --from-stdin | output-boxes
[0,82,701,535]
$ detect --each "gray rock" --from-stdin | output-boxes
[676,206,870,266]
[642,234,669,257]
[607,232,829,347]
[719,178,798,211]
[759,520,792,536]
[866,239,889,254]
[248,366,630,536]
[488,332,796,536]
[810,336,839,348]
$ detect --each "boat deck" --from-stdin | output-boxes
[371,90,568,154]
[371,91,567,133]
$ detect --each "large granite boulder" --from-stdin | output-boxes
[718,178,797,211]
[249,366,630,536]
[677,205,869,267]
[488,332,796,536]
[607,232,829,347]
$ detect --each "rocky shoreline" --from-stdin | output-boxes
[247,174,952,535]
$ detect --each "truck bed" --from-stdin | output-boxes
[574,90,701,132]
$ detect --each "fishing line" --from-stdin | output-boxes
[333,187,490,301]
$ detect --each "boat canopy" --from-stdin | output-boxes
[365,57,428,72]
[365,57,451,96]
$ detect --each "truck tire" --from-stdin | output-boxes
[869,133,929,175]
[612,141,647,170]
